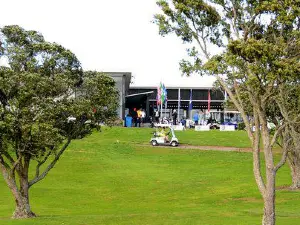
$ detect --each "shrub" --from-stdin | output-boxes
[237,122,246,130]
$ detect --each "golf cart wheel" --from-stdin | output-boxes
[171,141,178,147]
[151,140,158,146]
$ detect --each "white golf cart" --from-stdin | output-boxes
[150,124,179,147]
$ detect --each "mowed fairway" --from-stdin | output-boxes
[0,127,299,225]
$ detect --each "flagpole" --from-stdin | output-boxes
[189,89,193,119]
[223,90,227,123]
[165,102,166,121]
[178,88,180,121]
[161,101,163,123]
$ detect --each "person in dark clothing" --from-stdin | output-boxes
[172,109,178,125]
[131,108,138,127]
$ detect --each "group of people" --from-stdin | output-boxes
[131,108,146,127]
[192,111,204,125]
[128,108,205,128]
[154,109,178,125]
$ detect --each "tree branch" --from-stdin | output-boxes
[274,146,289,172]
[190,16,210,60]
[34,149,52,179]
[270,124,286,148]
[0,154,11,170]
[10,155,22,179]
[252,108,266,195]
[28,138,71,187]
[2,151,15,166]
[217,76,254,142]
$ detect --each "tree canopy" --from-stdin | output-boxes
[0,25,119,218]
[154,1,300,224]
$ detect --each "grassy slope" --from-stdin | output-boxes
[100,127,252,148]
[0,127,299,225]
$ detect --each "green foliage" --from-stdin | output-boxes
[0,26,118,161]
[80,71,119,125]
[155,1,300,222]
[0,25,119,212]
[237,122,246,130]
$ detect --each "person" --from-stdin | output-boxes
[193,111,199,125]
[141,109,146,126]
[181,117,186,127]
[159,127,169,143]
[172,109,178,125]
[137,108,142,127]
[199,110,204,125]
[154,109,160,123]
[132,108,138,127]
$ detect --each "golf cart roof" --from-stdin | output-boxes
[154,123,171,128]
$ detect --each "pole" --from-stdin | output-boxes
[178,88,180,121]
[160,101,163,123]
[223,90,227,124]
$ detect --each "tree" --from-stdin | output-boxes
[276,84,300,189]
[0,25,119,218]
[154,1,300,224]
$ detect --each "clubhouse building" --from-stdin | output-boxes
[108,72,229,123]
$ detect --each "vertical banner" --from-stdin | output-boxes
[208,89,211,112]
[188,89,193,118]
[223,90,227,123]
[163,84,167,118]
[156,86,161,107]
[178,88,181,120]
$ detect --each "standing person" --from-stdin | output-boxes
[199,110,204,125]
[172,109,178,125]
[154,109,160,124]
[132,108,138,127]
[141,109,146,126]
[137,108,142,127]
[193,111,199,125]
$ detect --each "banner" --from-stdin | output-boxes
[188,89,192,111]
[208,90,211,112]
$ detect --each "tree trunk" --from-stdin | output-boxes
[288,153,300,189]
[0,162,36,218]
[12,192,36,219]
[11,172,36,218]
[12,155,36,219]
[262,169,276,225]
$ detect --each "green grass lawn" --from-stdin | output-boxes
[0,127,299,224]
[99,126,252,148]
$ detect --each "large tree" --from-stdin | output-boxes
[0,25,119,218]
[154,0,300,224]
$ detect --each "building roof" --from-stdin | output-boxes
[130,74,216,89]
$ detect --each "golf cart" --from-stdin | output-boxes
[150,124,179,147]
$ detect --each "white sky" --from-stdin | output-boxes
[0,0,216,88]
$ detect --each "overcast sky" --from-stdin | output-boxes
[0,0,216,87]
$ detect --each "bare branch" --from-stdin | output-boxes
[34,149,52,179]
[189,15,210,60]
[28,138,71,187]
[270,124,286,148]
[10,155,22,179]
[252,108,266,195]
[274,147,289,172]
[217,76,254,142]
[2,151,15,165]
[0,154,11,170]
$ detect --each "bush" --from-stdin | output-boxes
[237,122,246,130]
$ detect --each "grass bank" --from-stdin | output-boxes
[0,127,298,224]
